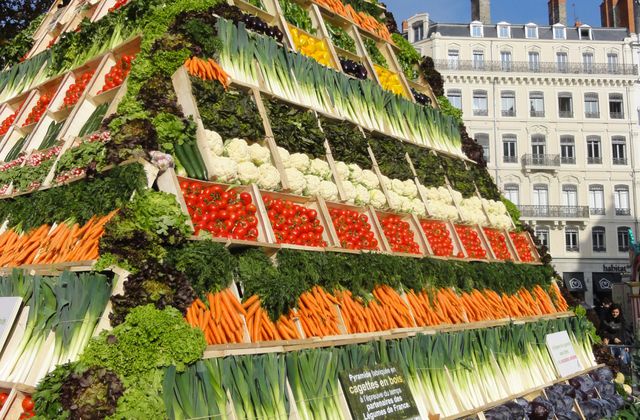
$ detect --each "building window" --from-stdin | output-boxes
[498,23,511,38]
[473,50,485,69]
[565,227,579,251]
[533,184,549,213]
[582,52,594,73]
[413,22,424,41]
[618,227,630,251]
[528,51,540,71]
[503,184,519,205]
[562,185,578,210]
[476,133,490,162]
[607,53,619,73]
[500,51,512,71]
[448,49,459,70]
[447,89,462,109]
[587,136,602,164]
[612,137,627,165]
[592,227,606,252]
[560,135,575,164]
[529,91,544,117]
[584,93,599,118]
[531,134,546,157]
[501,91,515,116]
[614,185,630,216]
[558,92,573,118]
[473,90,488,116]
[503,135,517,163]
[589,185,605,215]
[553,25,566,40]
[526,23,538,39]
[579,26,592,40]
[556,52,568,72]
[536,227,550,249]
[609,94,624,119]
[470,22,483,37]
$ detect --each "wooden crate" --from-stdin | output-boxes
[418,218,466,258]
[323,200,389,252]
[453,223,493,261]
[482,227,517,262]
[509,231,541,263]
[0,387,34,420]
[376,210,428,256]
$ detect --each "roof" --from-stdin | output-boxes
[426,22,631,41]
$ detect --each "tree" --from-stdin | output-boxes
[0,0,55,47]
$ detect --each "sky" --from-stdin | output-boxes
[383,0,603,27]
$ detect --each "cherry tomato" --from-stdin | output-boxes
[21,396,34,412]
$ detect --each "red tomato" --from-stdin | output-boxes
[0,392,8,406]
[21,396,34,412]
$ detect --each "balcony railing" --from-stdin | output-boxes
[503,155,518,163]
[561,156,576,164]
[619,246,630,252]
[566,246,580,252]
[590,208,606,216]
[616,208,631,216]
[588,157,603,164]
[613,157,628,165]
[593,246,607,252]
[559,110,574,118]
[501,109,516,117]
[518,205,590,218]
[522,154,560,167]
[530,110,545,117]
[610,111,624,119]
[585,112,600,118]
[473,109,488,116]
[435,59,637,75]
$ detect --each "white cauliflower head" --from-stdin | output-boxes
[303,174,321,196]
[380,175,392,190]
[237,161,259,185]
[410,198,426,216]
[319,181,339,202]
[403,180,418,199]
[285,167,306,195]
[386,190,402,211]
[210,156,238,183]
[399,196,413,213]
[391,178,406,196]
[248,143,271,166]
[277,147,291,167]
[257,164,281,190]
[289,153,310,172]
[308,159,331,179]
[369,189,387,209]
[354,184,370,205]
[360,169,380,189]
[341,180,357,204]
[335,161,350,181]
[348,163,363,181]
[204,129,223,156]
[223,138,250,163]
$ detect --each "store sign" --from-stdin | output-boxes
[545,331,583,377]
[0,297,22,350]
[563,272,586,292]
[339,364,420,420]
[602,264,630,273]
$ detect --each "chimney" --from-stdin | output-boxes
[548,0,567,25]
[402,20,408,34]
[471,0,491,24]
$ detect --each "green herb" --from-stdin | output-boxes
[392,33,420,80]
[439,154,477,198]
[320,116,370,168]
[368,132,413,181]
[60,367,125,419]
[0,15,44,69]
[266,97,325,157]
[326,23,356,54]
[172,15,222,58]
[55,140,107,176]
[405,143,446,188]
[278,0,315,34]
[363,38,387,68]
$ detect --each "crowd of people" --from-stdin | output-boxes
[594,298,632,365]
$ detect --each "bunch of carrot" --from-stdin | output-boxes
[314,0,392,42]
[0,211,116,267]
[295,286,341,337]
[185,289,247,345]
[184,57,230,88]
[243,295,301,342]
[549,281,569,312]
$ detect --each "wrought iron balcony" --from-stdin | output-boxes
[588,157,603,164]
[473,109,488,116]
[530,110,545,117]
[616,208,631,216]
[518,205,590,219]
[590,208,606,216]
[561,156,576,164]
[503,155,518,163]
[559,110,574,118]
[610,111,624,119]
[585,112,600,118]
[522,154,560,167]
[619,245,630,252]
[501,109,516,117]
[566,246,580,252]
[593,246,607,253]
[435,59,637,75]
[613,158,628,165]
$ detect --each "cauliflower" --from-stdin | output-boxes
[403,180,418,199]
[386,190,402,211]
[335,161,350,181]
[237,161,259,185]
[450,189,463,204]
[369,189,387,209]
[303,174,322,196]
[248,143,271,165]
[285,167,306,195]
[355,184,370,205]
[341,180,357,203]
[319,181,339,201]
[410,198,426,216]
[380,175,392,190]
[289,153,310,172]
[391,178,406,196]
[421,186,440,202]
[277,147,290,167]
[210,156,238,183]
[360,170,380,189]
[223,138,250,162]
[204,129,223,156]
[348,163,363,181]
[308,159,331,179]
[399,196,413,213]
[257,164,281,190]
[489,214,511,230]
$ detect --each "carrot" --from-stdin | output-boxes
[226,289,247,315]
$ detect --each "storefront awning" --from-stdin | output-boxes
[563,272,586,292]
[592,273,622,293]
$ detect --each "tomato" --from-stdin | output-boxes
[21,396,34,411]
[454,225,487,259]
[420,220,454,257]
[0,392,8,406]
[240,192,252,205]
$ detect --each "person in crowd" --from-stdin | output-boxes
[596,297,612,323]
[601,304,631,364]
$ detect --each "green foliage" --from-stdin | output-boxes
[437,96,462,125]
[439,155,477,198]
[278,0,315,34]
[152,112,196,153]
[0,14,45,69]
[34,362,79,420]
[321,117,371,168]
[502,197,522,230]
[368,132,413,181]
[404,143,446,188]
[391,33,420,80]
[364,38,387,68]
[266,98,325,157]
[326,23,356,54]
[55,140,107,175]
[0,163,146,231]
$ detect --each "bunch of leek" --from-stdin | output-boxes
[217,18,260,87]
[0,51,52,102]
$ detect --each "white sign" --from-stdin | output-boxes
[545,330,583,378]
[0,297,22,351]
